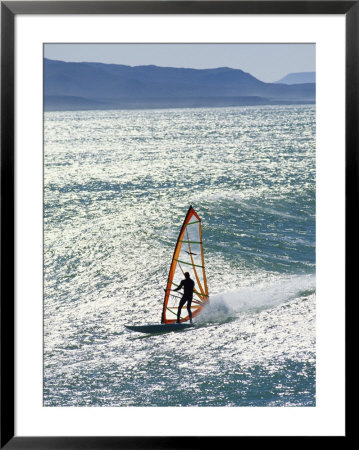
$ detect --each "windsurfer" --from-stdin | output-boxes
[174,272,195,324]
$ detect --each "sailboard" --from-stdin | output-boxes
[161,205,209,324]
[125,323,194,334]
[126,205,209,334]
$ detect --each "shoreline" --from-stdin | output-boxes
[44,99,316,113]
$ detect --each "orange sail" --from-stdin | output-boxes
[161,206,209,324]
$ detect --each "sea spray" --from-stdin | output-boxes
[199,273,316,322]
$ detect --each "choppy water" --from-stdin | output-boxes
[44,104,316,407]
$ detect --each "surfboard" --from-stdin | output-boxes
[125,323,194,334]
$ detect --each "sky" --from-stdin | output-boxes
[44,43,315,83]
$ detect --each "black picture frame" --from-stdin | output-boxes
[1,1,353,447]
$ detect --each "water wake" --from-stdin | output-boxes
[197,274,315,322]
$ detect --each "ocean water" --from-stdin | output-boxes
[44,104,316,407]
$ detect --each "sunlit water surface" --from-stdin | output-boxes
[44,105,315,406]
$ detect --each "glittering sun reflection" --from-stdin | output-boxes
[44,105,315,406]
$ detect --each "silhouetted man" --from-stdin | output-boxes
[174,272,195,324]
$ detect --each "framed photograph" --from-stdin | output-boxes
[1,1,353,447]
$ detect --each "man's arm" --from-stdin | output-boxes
[173,280,184,292]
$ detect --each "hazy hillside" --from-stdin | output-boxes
[44,59,316,110]
[275,72,316,85]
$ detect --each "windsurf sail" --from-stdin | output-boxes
[161,206,209,324]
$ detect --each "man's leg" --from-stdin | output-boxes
[187,300,193,323]
[177,298,186,323]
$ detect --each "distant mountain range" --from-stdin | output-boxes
[275,72,316,84]
[44,59,316,111]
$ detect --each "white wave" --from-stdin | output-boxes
[197,274,315,321]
